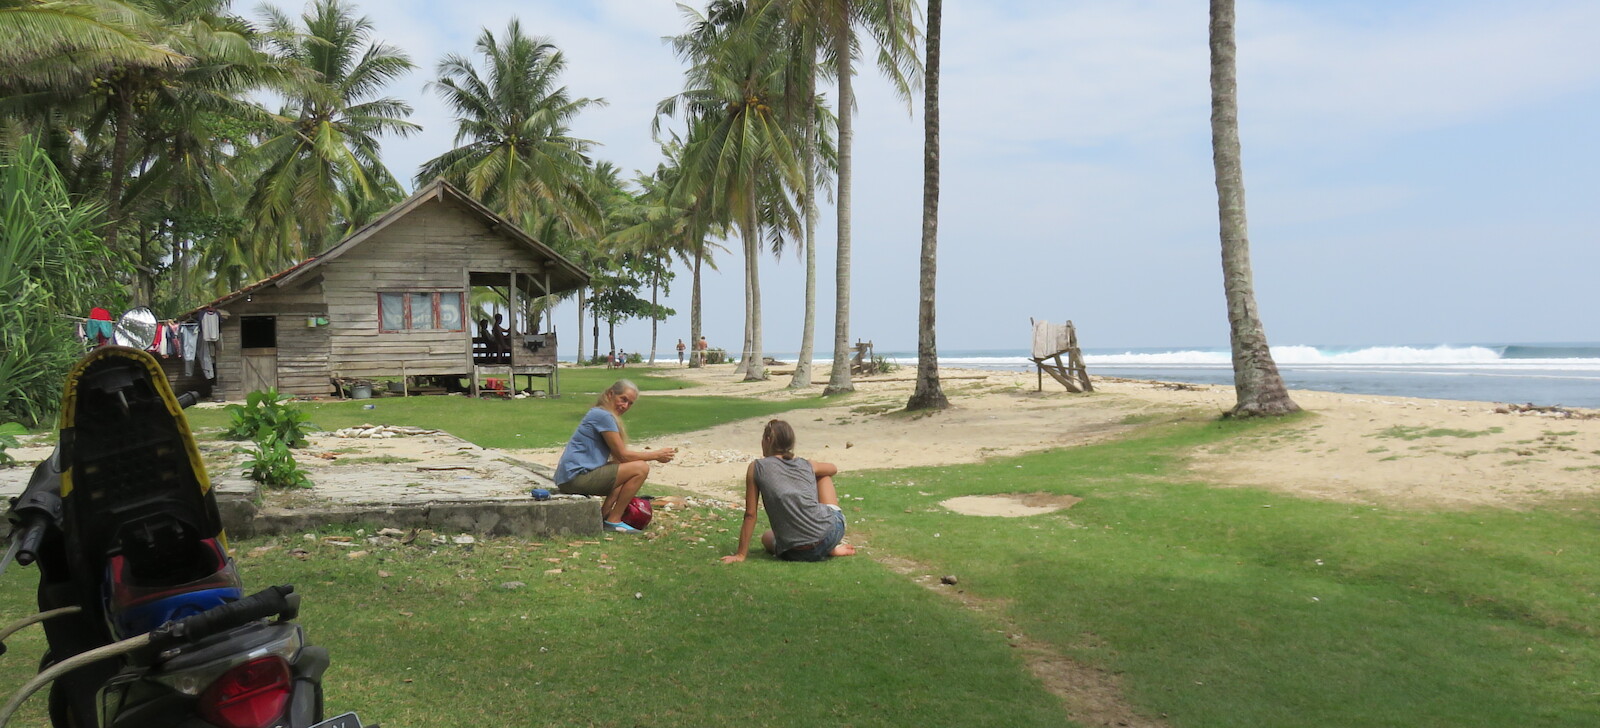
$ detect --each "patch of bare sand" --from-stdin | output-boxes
[509,364,1148,501]
[942,493,1082,517]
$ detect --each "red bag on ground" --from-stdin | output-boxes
[622,497,653,530]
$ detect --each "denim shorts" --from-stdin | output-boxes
[779,506,846,562]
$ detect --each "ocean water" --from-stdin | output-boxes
[686,343,1600,409]
[902,343,1600,409]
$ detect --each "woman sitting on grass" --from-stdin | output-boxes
[722,420,856,563]
[554,380,676,533]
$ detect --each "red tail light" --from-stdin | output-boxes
[197,656,291,728]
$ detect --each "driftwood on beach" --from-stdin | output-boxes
[1493,403,1599,419]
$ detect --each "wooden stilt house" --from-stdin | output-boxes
[175,179,589,400]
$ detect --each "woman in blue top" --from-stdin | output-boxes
[554,380,677,532]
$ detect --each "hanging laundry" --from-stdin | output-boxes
[200,339,215,380]
[86,307,114,346]
[200,309,221,342]
[154,322,177,357]
[179,323,201,376]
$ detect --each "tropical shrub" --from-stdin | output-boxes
[224,388,312,447]
[240,432,312,489]
[0,136,126,427]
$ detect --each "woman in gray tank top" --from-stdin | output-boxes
[722,420,856,563]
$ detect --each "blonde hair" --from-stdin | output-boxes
[595,380,637,442]
[762,419,796,459]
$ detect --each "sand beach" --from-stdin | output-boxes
[512,363,1600,511]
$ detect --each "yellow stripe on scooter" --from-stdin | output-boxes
[57,347,213,502]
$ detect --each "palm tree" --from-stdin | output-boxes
[1,0,269,264]
[244,0,417,267]
[759,0,920,394]
[905,0,946,411]
[1209,0,1298,417]
[611,150,726,370]
[417,19,603,236]
[661,3,804,382]
[0,0,185,96]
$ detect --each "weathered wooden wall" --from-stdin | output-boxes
[203,196,567,399]
[211,277,329,400]
[322,198,551,379]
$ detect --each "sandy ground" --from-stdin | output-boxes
[510,363,1600,510]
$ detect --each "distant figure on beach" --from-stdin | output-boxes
[676,338,686,365]
[697,335,709,365]
[722,420,855,563]
[553,380,677,533]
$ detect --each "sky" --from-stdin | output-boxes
[287,0,1600,354]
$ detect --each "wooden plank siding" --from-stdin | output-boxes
[212,285,331,399]
[199,192,584,400]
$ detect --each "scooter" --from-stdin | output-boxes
[0,345,365,728]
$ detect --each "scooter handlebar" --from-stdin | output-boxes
[147,585,299,649]
[10,517,47,567]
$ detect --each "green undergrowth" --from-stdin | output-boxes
[185,367,829,450]
[845,418,1600,727]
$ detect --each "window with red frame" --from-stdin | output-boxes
[378,291,465,332]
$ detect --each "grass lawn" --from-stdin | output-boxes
[185,366,830,450]
[850,417,1600,727]
[0,511,1069,727]
[4,386,1598,726]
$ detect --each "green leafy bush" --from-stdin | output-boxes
[224,389,312,447]
[0,422,25,468]
[870,354,899,375]
[240,433,312,490]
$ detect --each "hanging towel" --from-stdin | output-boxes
[179,323,201,376]
[200,309,221,342]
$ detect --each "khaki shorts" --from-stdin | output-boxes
[558,463,620,496]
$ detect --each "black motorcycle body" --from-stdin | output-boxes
[5,347,333,728]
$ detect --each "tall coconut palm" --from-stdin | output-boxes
[244,0,417,268]
[417,19,603,237]
[905,0,946,411]
[1209,0,1298,417]
[661,3,804,382]
[758,0,919,394]
[611,149,726,370]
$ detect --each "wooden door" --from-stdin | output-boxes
[243,349,277,394]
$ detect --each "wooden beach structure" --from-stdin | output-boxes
[850,339,877,376]
[1030,319,1093,393]
[172,179,589,400]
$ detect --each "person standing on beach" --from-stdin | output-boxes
[676,338,686,366]
[722,420,856,563]
[554,380,677,532]
[697,335,709,366]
